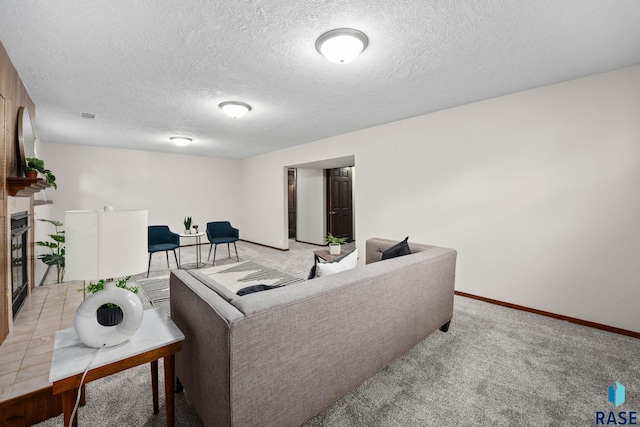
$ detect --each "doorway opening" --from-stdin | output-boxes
[286,156,355,246]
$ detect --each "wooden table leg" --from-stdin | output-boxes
[80,384,86,407]
[151,360,159,414]
[164,354,175,427]
[61,388,78,427]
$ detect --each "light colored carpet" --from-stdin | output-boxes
[34,294,640,426]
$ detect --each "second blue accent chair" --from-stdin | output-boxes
[206,221,239,266]
[148,225,180,277]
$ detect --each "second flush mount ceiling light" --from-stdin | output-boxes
[170,137,192,146]
[316,28,369,64]
[219,101,252,118]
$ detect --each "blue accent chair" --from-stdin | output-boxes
[206,221,239,266]
[148,225,180,277]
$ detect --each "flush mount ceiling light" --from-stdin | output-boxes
[170,137,192,147]
[219,101,252,118]
[316,28,368,64]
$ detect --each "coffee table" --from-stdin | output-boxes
[313,249,344,264]
[49,308,185,427]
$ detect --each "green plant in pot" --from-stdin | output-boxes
[78,276,139,326]
[35,219,65,283]
[183,216,192,234]
[325,233,347,255]
[24,157,57,189]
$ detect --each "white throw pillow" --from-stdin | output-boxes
[316,248,358,277]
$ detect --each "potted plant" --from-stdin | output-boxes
[23,159,39,178]
[35,219,65,283]
[183,216,192,234]
[24,157,57,189]
[325,233,347,255]
[78,276,138,326]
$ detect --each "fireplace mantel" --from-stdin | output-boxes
[6,177,51,197]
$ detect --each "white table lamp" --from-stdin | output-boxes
[65,207,148,348]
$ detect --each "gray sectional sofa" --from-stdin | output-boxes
[169,237,457,427]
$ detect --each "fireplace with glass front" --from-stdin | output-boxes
[10,211,30,317]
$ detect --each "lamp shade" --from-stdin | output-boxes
[65,209,148,280]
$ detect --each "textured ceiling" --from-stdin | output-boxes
[1,1,639,159]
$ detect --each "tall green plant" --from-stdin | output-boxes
[36,219,65,283]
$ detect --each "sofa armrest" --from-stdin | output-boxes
[169,270,244,427]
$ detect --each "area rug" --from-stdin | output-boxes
[136,275,171,313]
[196,260,305,292]
[137,261,305,313]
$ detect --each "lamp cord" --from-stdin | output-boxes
[70,345,104,422]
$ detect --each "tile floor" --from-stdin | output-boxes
[0,281,83,401]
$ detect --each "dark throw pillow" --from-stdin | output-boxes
[381,236,411,260]
[308,264,317,280]
[236,284,278,296]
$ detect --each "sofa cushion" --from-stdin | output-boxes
[316,248,358,278]
[381,237,411,260]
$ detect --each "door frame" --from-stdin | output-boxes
[284,156,355,249]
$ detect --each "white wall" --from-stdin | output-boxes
[295,168,325,245]
[36,142,242,283]
[238,65,640,333]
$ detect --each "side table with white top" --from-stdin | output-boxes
[49,308,185,427]
[178,231,206,269]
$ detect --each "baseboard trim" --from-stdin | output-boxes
[454,291,640,340]
[294,239,325,247]
[239,239,289,251]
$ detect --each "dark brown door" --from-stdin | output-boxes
[327,167,353,242]
[287,169,296,239]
